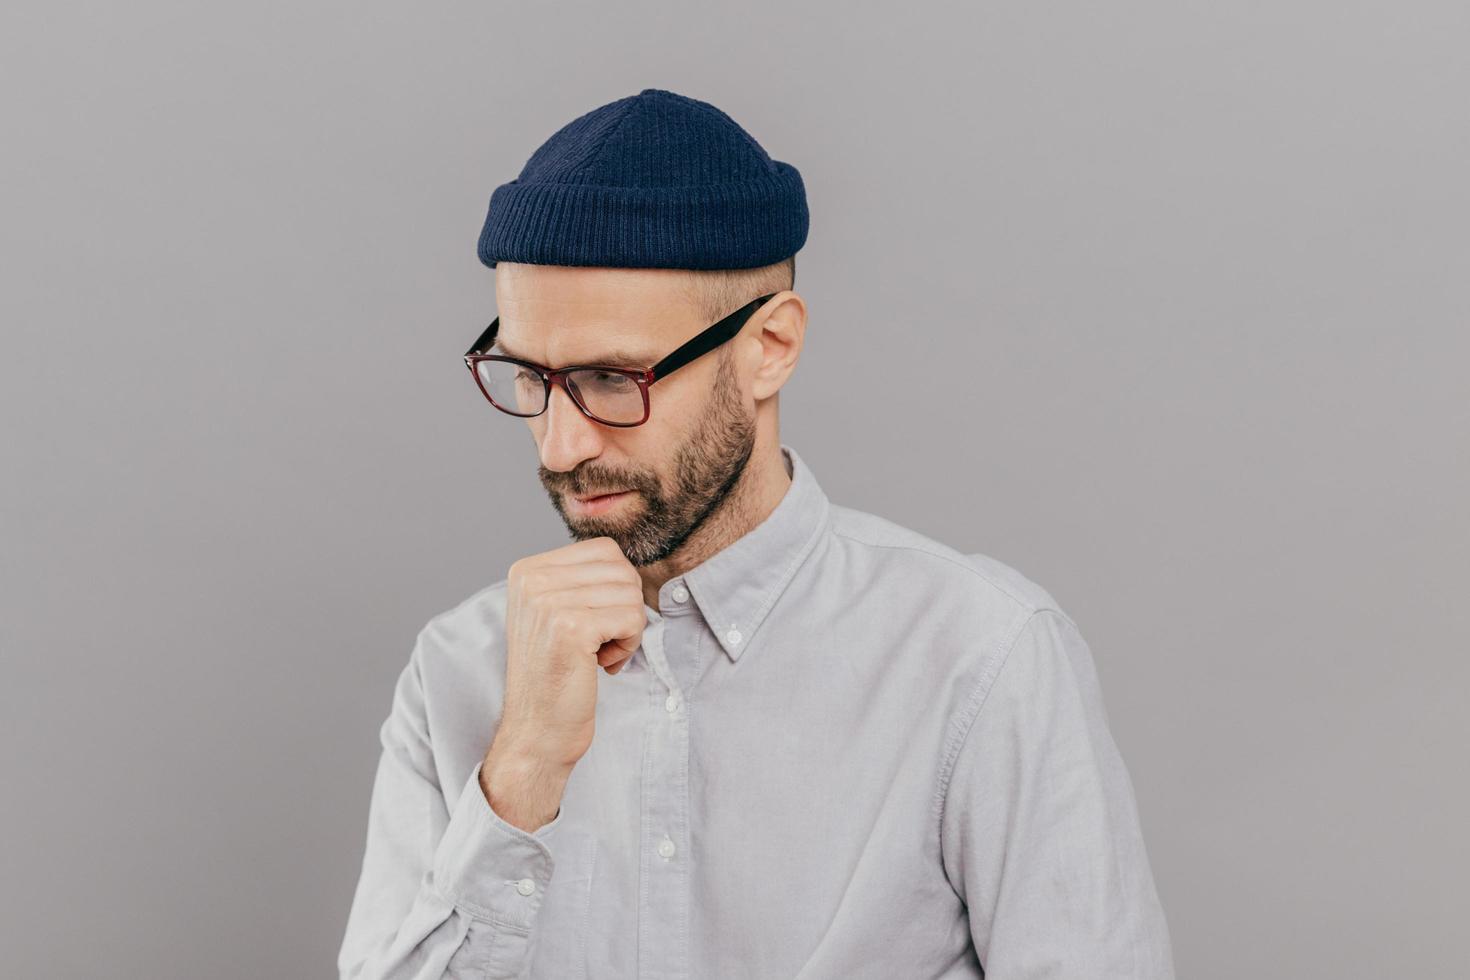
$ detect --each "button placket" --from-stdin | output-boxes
[637,603,690,979]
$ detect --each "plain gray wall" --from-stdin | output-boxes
[3,2,1466,977]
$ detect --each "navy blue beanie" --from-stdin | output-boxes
[477,88,808,271]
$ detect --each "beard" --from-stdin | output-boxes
[542,350,756,567]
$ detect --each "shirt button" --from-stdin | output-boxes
[658,837,676,858]
[671,584,689,603]
[665,693,679,713]
[726,628,742,645]
[515,878,536,896]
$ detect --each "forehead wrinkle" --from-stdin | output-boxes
[491,299,687,370]
[490,331,659,370]
[491,270,701,361]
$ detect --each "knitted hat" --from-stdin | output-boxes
[477,88,808,271]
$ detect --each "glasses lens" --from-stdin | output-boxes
[566,368,646,424]
[474,361,646,424]
[475,360,545,417]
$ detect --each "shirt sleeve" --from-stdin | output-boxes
[337,628,566,979]
[939,608,1177,979]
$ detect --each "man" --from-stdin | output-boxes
[338,87,1176,979]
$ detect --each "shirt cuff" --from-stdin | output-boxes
[432,759,566,932]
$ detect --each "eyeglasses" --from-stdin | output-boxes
[463,293,777,427]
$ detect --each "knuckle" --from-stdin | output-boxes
[508,557,541,588]
[548,608,585,641]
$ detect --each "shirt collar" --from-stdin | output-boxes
[653,442,832,663]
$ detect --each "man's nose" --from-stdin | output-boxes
[537,381,604,471]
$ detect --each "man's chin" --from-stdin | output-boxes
[564,510,636,541]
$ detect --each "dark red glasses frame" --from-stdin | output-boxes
[463,293,778,427]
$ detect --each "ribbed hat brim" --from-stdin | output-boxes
[478,161,808,270]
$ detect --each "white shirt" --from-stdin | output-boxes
[338,443,1176,978]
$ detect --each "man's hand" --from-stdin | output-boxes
[480,537,645,831]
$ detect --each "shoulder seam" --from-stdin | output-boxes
[829,525,1053,616]
[930,608,1075,841]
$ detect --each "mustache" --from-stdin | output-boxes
[546,472,643,496]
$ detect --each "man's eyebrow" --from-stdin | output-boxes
[490,339,656,369]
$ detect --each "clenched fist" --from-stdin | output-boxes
[479,537,646,831]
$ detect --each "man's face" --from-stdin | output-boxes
[493,263,757,567]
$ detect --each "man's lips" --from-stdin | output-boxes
[566,488,635,516]
[573,489,628,502]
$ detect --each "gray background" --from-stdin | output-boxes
[3,2,1466,977]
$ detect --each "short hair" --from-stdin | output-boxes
[680,255,796,325]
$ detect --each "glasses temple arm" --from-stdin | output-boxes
[465,318,500,358]
[650,293,776,380]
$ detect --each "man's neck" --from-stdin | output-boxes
[640,443,793,609]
